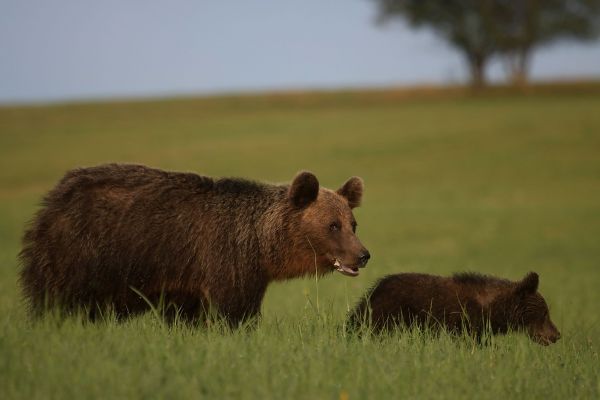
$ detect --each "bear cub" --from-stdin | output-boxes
[348,272,561,345]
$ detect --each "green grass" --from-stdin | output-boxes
[1,86,600,399]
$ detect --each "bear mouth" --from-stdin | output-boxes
[333,259,359,277]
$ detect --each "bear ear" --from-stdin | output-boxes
[337,177,363,209]
[516,272,539,295]
[289,171,319,208]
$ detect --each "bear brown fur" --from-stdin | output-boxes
[347,272,561,345]
[19,164,370,326]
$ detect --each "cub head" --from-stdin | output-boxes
[512,272,561,346]
[288,171,370,277]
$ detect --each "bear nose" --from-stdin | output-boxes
[358,251,370,267]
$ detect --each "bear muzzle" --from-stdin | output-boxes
[358,250,371,267]
[532,326,561,346]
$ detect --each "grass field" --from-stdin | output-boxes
[1,85,600,399]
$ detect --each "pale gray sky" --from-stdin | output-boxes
[1,0,599,103]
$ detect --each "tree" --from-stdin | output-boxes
[373,0,600,87]
[374,0,500,88]
[494,0,600,85]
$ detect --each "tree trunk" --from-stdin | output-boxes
[468,53,487,89]
[508,48,530,87]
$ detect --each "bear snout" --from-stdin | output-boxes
[549,330,561,343]
[545,321,561,344]
[533,327,561,345]
[358,250,371,267]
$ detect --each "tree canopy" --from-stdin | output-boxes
[374,0,600,86]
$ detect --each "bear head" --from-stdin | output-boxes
[512,272,561,345]
[288,171,370,277]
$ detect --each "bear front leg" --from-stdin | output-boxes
[209,282,267,329]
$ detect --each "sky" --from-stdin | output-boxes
[1,0,600,104]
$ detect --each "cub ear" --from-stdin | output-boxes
[289,171,319,208]
[337,177,363,209]
[516,272,539,295]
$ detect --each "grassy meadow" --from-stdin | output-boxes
[1,85,599,399]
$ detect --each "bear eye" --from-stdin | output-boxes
[351,221,357,233]
[329,222,341,232]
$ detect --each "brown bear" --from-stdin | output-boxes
[19,164,370,326]
[347,272,561,345]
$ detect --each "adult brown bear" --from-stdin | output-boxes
[19,164,370,326]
